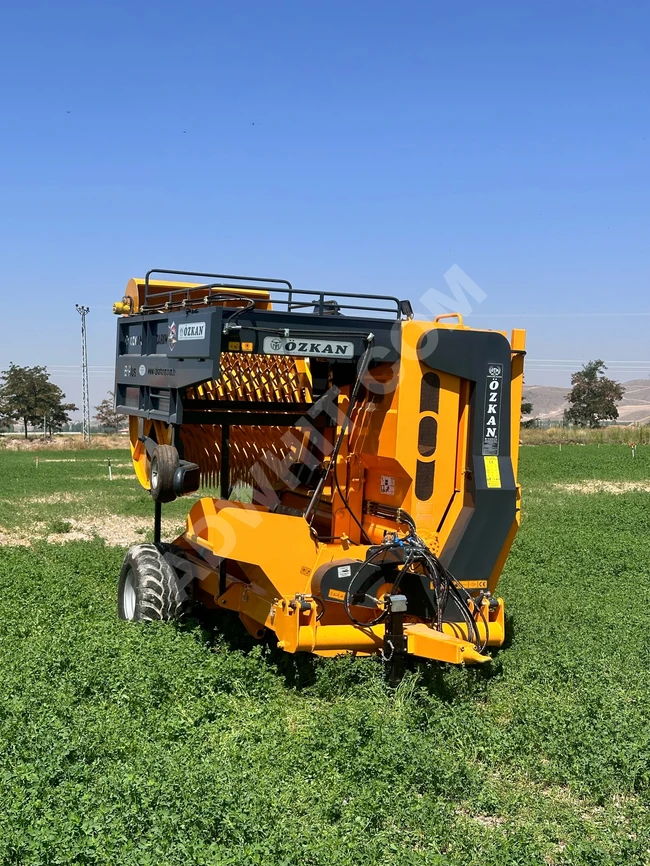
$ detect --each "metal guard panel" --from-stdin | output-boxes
[114,309,223,422]
[114,304,402,423]
[417,328,517,582]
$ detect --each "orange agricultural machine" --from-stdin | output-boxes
[114,269,525,681]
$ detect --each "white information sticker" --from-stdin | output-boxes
[178,322,206,341]
[263,336,354,358]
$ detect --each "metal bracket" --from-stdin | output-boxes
[384,600,408,686]
[139,435,157,458]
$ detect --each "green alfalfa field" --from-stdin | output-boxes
[0,445,648,866]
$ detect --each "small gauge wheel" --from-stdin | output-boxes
[150,444,179,503]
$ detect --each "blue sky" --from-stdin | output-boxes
[1,0,648,413]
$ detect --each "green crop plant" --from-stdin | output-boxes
[0,446,648,864]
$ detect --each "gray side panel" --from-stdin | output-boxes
[114,309,223,422]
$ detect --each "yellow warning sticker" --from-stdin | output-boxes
[460,580,488,590]
[242,342,254,352]
[228,341,241,351]
[484,455,501,488]
[328,589,346,601]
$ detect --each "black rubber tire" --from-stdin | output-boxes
[117,543,190,622]
[150,445,179,503]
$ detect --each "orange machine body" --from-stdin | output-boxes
[115,269,524,669]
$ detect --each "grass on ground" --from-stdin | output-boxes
[0,446,649,864]
[521,425,648,445]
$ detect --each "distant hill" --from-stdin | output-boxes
[523,384,568,421]
[523,379,650,424]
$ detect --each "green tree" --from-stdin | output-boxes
[44,384,78,435]
[521,399,535,429]
[565,360,624,428]
[94,391,126,433]
[0,364,77,438]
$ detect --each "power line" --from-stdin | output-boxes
[526,361,650,369]
[467,312,650,318]
[47,373,114,379]
[527,364,650,369]
[75,305,91,443]
[528,358,650,364]
[43,359,650,368]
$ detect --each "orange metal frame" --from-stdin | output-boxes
[122,279,525,666]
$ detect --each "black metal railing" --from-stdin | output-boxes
[141,268,405,320]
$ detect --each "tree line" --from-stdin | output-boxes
[0,359,628,438]
[0,364,125,437]
[0,364,77,437]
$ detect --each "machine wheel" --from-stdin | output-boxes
[118,543,189,622]
[150,445,179,503]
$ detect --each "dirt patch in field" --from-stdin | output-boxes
[553,480,650,495]
[0,521,48,546]
[66,475,137,482]
[28,492,86,504]
[46,515,185,546]
[455,808,505,829]
[0,529,32,546]
[0,514,183,547]
[47,529,93,544]
[39,459,130,465]
[1,435,128,452]
[104,473,139,480]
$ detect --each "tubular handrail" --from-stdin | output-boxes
[140,269,405,320]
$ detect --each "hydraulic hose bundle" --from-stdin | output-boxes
[342,509,490,656]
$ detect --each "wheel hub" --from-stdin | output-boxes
[123,568,136,619]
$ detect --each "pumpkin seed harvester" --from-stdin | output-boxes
[113,269,525,681]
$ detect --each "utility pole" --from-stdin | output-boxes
[75,305,91,443]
